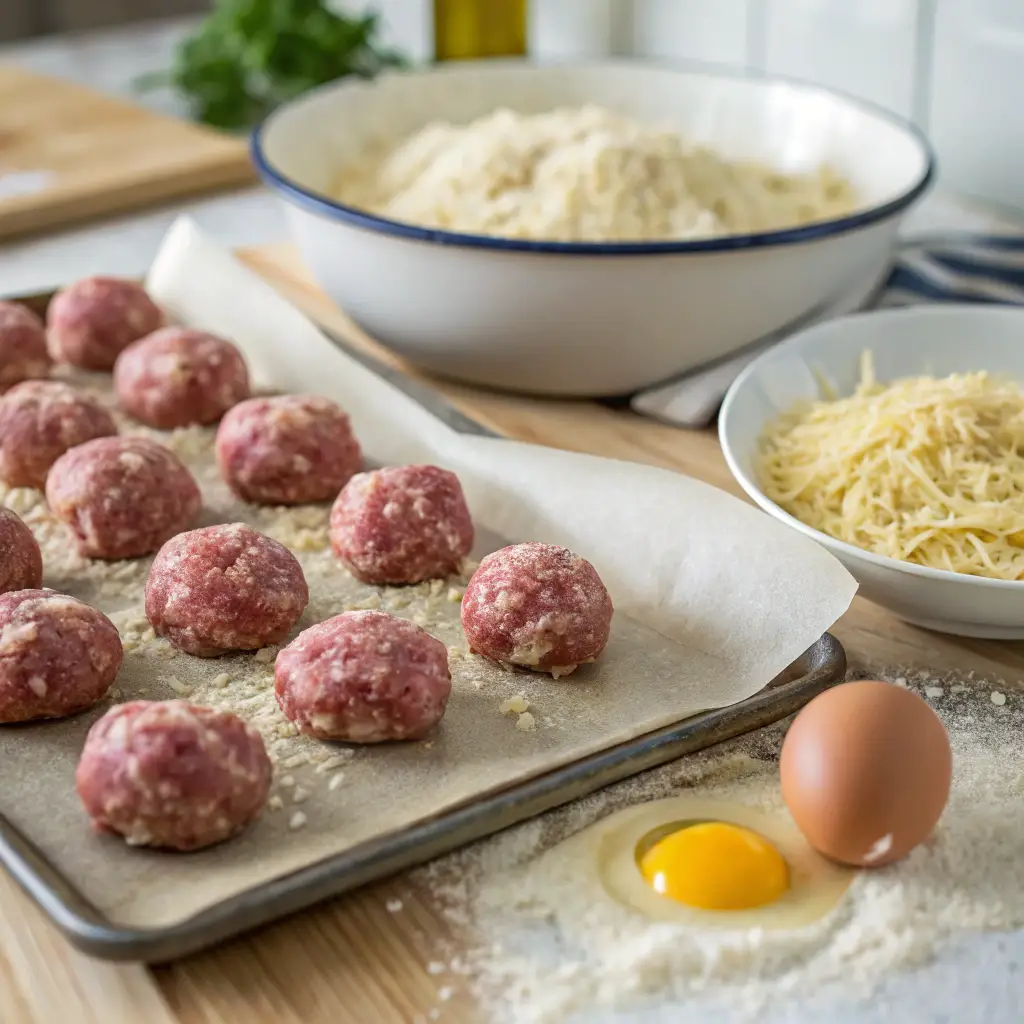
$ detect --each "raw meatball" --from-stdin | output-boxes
[0,508,43,594]
[216,394,361,505]
[329,465,473,584]
[145,522,308,657]
[0,381,117,489]
[76,700,271,851]
[461,542,614,676]
[47,277,163,370]
[0,301,50,392]
[46,436,200,560]
[0,590,122,723]
[114,326,250,429]
[275,609,451,742]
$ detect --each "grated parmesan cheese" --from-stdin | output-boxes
[757,351,1024,580]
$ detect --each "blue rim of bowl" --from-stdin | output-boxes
[718,304,1024,590]
[250,63,937,257]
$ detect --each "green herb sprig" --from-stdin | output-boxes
[138,0,408,131]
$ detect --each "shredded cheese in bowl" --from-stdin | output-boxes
[756,352,1024,581]
[333,105,857,243]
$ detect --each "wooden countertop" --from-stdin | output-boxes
[3,243,1022,1024]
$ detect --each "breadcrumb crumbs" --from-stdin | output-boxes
[501,695,529,715]
[316,754,350,772]
[516,711,536,732]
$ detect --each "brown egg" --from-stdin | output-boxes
[780,680,952,867]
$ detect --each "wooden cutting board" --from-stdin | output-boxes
[0,66,255,241]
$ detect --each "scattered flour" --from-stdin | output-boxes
[413,669,1024,1022]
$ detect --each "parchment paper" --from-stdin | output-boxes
[0,218,856,932]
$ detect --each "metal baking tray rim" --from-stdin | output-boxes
[0,286,845,962]
[0,633,844,963]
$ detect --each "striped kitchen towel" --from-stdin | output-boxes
[626,233,1024,429]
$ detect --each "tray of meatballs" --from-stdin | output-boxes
[0,219,854,961]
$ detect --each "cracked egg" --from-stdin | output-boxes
[593,797,854,928]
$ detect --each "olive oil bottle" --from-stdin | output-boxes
[433,0,527,61]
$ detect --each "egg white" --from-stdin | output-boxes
[584,797,855,929]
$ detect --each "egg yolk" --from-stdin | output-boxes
[638,821,789,911]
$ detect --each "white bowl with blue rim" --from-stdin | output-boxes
[253,61,934,397]
[719,304,1024,639]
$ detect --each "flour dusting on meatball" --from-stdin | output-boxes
[461,542,613,676]
[76,700,271,850]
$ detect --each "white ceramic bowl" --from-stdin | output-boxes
[719,305,1024,639]
[253,61,933,396]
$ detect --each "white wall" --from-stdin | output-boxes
[356,0,1024,210]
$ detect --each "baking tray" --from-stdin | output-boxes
[0,288,847,963]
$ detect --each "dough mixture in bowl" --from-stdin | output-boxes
[334,105,857,243]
